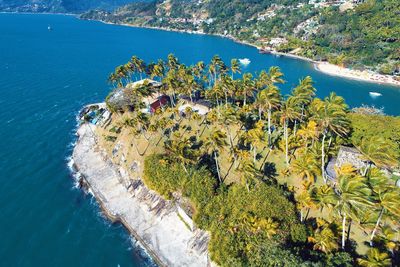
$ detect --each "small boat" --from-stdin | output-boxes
[369,92,382,97]
[48,25,52,31]
[239,58,251,66]
[259,47,271,54]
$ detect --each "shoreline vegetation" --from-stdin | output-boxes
[75,53,400,266]
[92,19,400,87]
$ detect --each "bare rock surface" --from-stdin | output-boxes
[73,123,211,267]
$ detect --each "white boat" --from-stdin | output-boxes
[239,58,251,66]
[369,92,382,97]
[48,25,52,31]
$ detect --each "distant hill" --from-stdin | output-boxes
[80,0,400,74]
[0,0,138,13]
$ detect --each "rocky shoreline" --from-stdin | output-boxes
[72,122,212,267]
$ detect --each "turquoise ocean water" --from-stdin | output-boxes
[0,13,399,267]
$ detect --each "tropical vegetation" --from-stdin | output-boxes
[100,54,400,266]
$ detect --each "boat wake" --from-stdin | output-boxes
[369,91,382,98]
[239,58,251,66]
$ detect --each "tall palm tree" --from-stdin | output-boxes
[244,121,265,164]
[204,129,228,183]
[308,225,339,254]
[357,248,392,267]
[311,94,350,181]
[237,159,258,191]
[164,137,198,173]
[368,169,400,245]
[291,152,320,183]
[241,73,256,106]
[311,184,337,213]
[258,66,285,87]
[256,85,281,147]
[167,53,179,70]
[359,136,399,175]
[220,75,234,105]
[376,225,399,255]
[291,76,316,123]
[296,190,313,222]
[335,173,373,249]
[278,96,300,165]
[230,58,241,79]
[210,55,223,85]
[297,120,319,149]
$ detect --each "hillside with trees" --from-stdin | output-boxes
[0,0,139,12]
[90,53,400,266]
[81,0,400,75]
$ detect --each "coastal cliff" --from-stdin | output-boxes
[72,122,212,267]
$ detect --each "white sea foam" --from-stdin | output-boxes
[369,91,382,98]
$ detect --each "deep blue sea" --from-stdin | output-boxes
[0,13,399,267]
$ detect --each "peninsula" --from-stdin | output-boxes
[73,54,400,266]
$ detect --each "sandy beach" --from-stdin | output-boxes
[73,123,212,267]
[315,62,400,87]
[94,19,400,87]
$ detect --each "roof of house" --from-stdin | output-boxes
[338,146,362,155]
[126,79,162,89]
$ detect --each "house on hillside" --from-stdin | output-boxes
[106,79,168,113]
[325,146,370,182]
[142,94,170,114]
[178,97,211,116]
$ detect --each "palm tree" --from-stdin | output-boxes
[359,136,399,175]
[296,190,313,222]
[311,184,337,213]
[311,94,350,181]
[210,55,223,85]
[164,137,198,173]
[167,53,179,70]
[241,73,256,106]
[291,76,316,123]
[334,173,373,249]
[244,121,265,164]
[297,120,319,149]
[291,152,320,183]
[107,72,119,88]
[376,225,399,255]
[237,159,258,191]
[256,85,281,147]
[204,129,228,183]
[257,218,279,238]
[220,105,238,149]
[230,58,241,79]
[308,225,339,254]
[357,248,392,267]
[278,96,300,165]
[368,169,400,245]
[258,66,285,87]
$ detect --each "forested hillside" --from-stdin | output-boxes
[81,0,400,74]
[0,0,137,12]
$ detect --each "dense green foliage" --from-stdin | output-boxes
[144,154,312,266]
[314,0,400,69]
[349,113,400,165]
[143,154,216,209]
